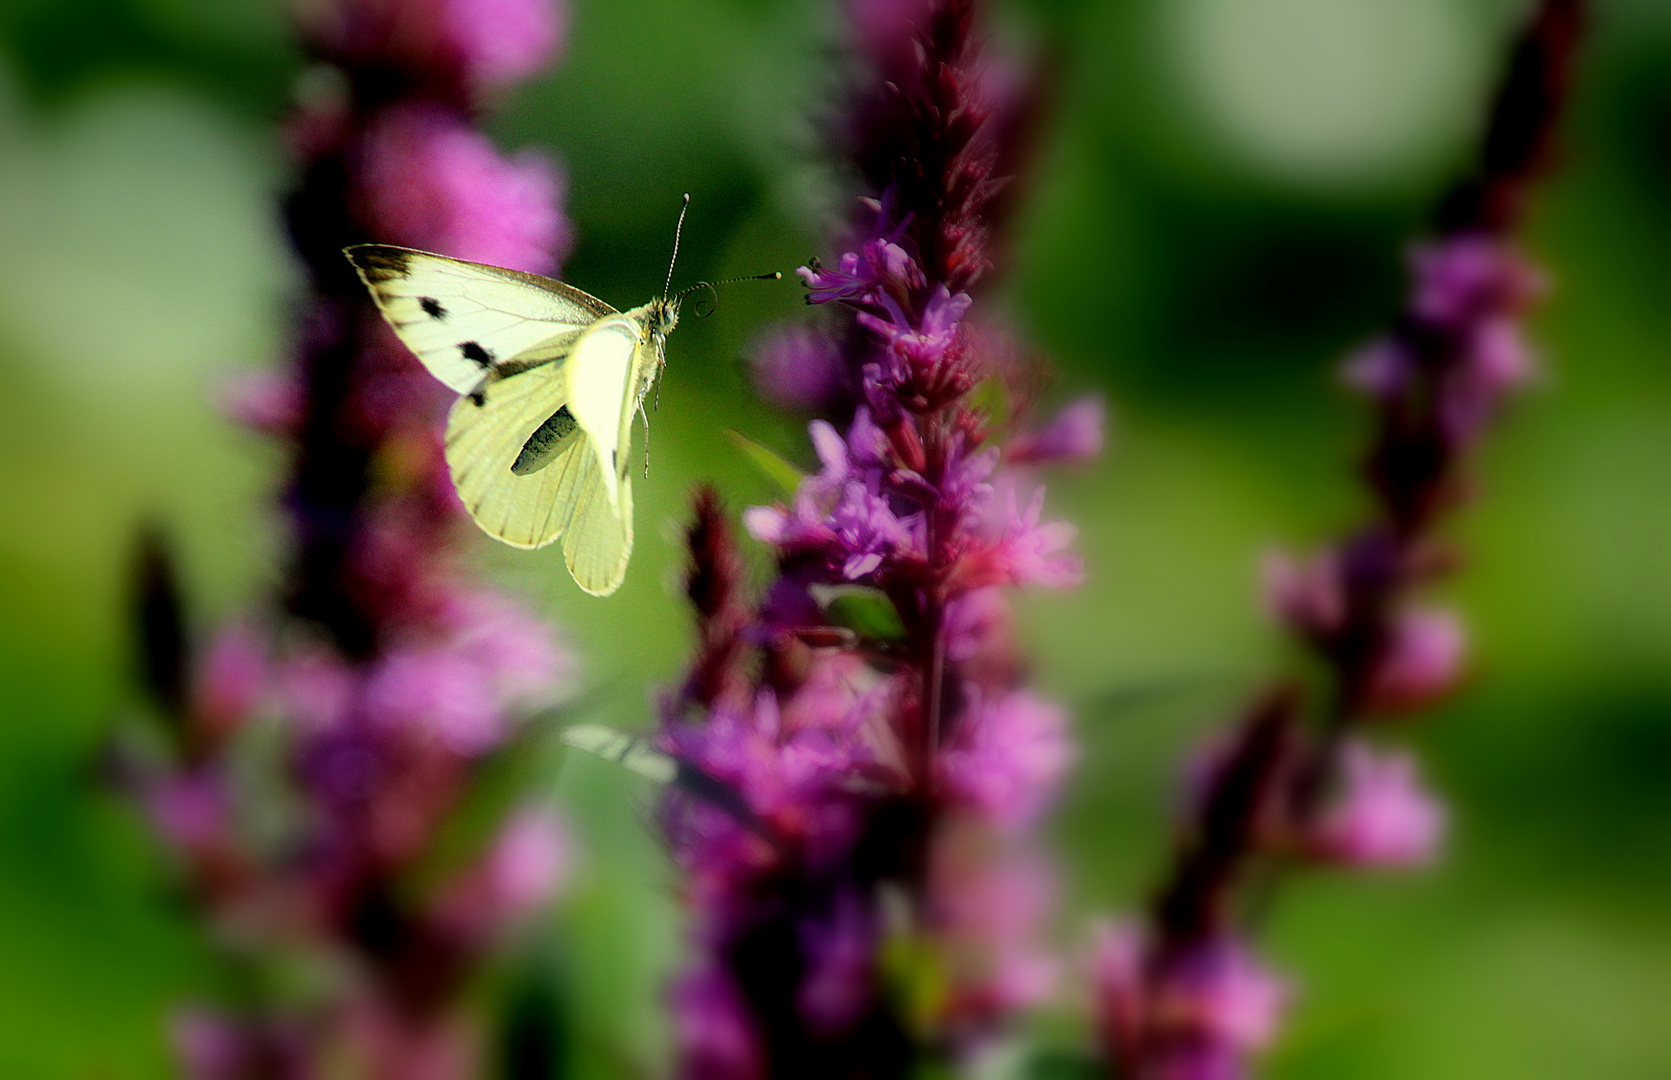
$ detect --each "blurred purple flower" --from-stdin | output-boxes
[144,772,229,852]
[1366,607,1467,714]
[1310,743,1445,868]
[436,808,572,935]
[751,323,848,411]
[439,0,568,91]
[1009,395,1106,466]
[798,891,878,1035]
[1096,923,1290,1080]
[359,104,571,273]
[307,0,566,98]
[1260,548,1345,640]
[939,688,1072,833]
[172,1008,308,1080]
[671,964,765,1080]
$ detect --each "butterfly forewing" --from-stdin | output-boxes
[347,245,616,394]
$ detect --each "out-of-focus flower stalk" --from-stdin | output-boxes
[121,1,578,1076]
[663,2,1092,1076]
[1095,2,1586,1076]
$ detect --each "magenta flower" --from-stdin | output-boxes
[752,324,848,411]
[1009,395,1107,466]
[1310,743,1446,868]
[939,688,1072,833]
[359,104,571,273]
[671,964,765,1080]
[1094,922,1291,1080]
[1365,607,1468,714]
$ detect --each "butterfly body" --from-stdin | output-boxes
[346,243,679,596]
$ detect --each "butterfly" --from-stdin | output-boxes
[345,196,777,596]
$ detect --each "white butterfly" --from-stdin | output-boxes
[345,199,776,596]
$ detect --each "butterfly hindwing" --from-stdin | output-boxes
[442,322,637,595]
[557,442,634,597]
[445,361,587,550]
[347,245,616,394]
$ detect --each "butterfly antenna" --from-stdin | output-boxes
[674,271,783,317]
[663,193,691,300]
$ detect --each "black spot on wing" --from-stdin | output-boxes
[419,296,448,320]
[345,245,410,282]
[512,406,578,476]
[461,341,494,368]
[469,390,487,408]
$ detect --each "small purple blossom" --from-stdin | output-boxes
[435,808,572,936]
[1009,395,1107,466]
[939,688,1072,833]
[798,237,922,306]
[1261,548,1345,640]
[797,892,878,1035]
[438,0,568,91]
[1310,743,1446,868]
[751,323,848,411]
[979,484,1083,590]
[1366,607,1467,714]
[1096,925,1291,1080]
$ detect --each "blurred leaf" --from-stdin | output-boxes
[408,708,570,897]
[969,375,1012,429]
[727,429,804,496]
[561,723,676,784]
[811,584,907,643]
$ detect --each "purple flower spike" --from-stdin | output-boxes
[668,2,1084,1071]
[126,0,581,1073]
[1120,5,1581,1076]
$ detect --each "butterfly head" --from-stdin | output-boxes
[646,296,680,340]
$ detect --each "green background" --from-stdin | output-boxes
[0,0,1668,1075]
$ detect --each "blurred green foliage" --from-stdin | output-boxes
[0,0,1668,1076]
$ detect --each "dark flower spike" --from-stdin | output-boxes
[1099,3,1586,1076]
